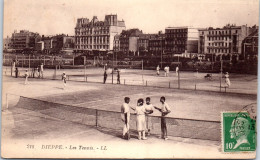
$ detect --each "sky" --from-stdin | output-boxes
[3,0,259,37]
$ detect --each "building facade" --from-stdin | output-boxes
[52,34,65,54]
[11,30,41,52]
[198,24,253,56]
[165,27,198,55]
[113,34,120,52]
[242,28,258,59]
[63,36,75,49]
[35,41,44,52]
[119,29,143,56]
[42,35,75,54]
[3,36,12,50]
[148,33,165,57]
[42,36,53,54]
[75,14,126,54]
[137,34,154,56]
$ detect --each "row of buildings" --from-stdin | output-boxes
[3,30,75,54]
[74,15,201,58]
[74,15,258,60]
[3,14,258,60]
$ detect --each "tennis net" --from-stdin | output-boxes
[10,95,221,141]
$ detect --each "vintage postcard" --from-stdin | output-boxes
[1,0,258,159]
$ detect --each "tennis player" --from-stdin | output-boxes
[62,72,67,89]
[117,70,120,84]
[24,69,29,85]
[164,66,167,77]
[40,63,44,78]
[156,65,160,76]
[154,96,171,140]
[121,97,131,140]
[103,70,107,84]
[225,72,231,88]
[166,66,170,77]
[144,97,154,136]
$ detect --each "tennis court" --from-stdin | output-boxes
[3,66,257,94]
[3,74,256,142]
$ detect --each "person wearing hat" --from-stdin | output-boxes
[225,72,231,88]
[62,72,67,89]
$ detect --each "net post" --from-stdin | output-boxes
[95,109,98,127]
[6,93,8,109]
[111,69,113,84]
[11,63,12,76]
[146,81,147,87]
[195,84,196,90]
[219,77,221,92]
[225,87,226,93]
[178,70,180,89]
[124,79,125,85]
[84,65,86,82]
[29,54,30,70]
[169,82,170,88]
[146,116,149,132]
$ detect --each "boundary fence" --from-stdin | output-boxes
[6,94,221,141]
[3,66,257,95]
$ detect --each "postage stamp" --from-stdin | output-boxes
[222,111,256,152]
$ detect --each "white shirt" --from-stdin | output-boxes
[145,104,154,111]
[62,74,66,80]
[225,74,229,78]
[161,102,171,113]
[25,71,29,77]
[121,103,130,122]
[40,64,44,71]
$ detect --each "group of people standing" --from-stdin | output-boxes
[156,65,179,77]
[22,63,44,85]
[121,96,171,140]
[103,64,120,84]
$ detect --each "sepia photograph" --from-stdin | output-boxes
[1,0,258,159]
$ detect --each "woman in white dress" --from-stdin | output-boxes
[135,98,148,140]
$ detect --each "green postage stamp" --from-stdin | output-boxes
[222,112,256,152]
